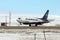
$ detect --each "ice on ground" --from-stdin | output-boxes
[0,33,60,40]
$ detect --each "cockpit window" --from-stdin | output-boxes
[18,18,21,19]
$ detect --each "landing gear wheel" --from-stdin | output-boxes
[29,24,31,26]
[35,24,37,26]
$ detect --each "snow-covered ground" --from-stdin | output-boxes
[0,29,59,40]
[0,33,60,40]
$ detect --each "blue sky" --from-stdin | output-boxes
[0,0,60,15]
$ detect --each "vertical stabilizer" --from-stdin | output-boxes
[42,10,49,20]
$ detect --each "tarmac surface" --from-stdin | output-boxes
[0,26,60,29]
[0,26,60,33]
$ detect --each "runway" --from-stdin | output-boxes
[0,26,60,33]
[0,26,60,29]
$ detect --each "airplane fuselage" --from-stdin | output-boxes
[17,10,49,26]
[17,18,49,26]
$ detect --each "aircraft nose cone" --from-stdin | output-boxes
[16,18,21,22]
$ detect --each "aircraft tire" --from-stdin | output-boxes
[35,24,37,26]
[29,24,31,26]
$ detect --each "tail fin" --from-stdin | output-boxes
[42,10,49,20]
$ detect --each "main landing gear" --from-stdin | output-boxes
[29,24,38,26]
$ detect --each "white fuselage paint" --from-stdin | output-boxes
[17,18,44,23]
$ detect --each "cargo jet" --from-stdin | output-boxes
[17,10,50,26]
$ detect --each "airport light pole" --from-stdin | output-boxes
[9,11,11,26]
[5,16,7,26]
